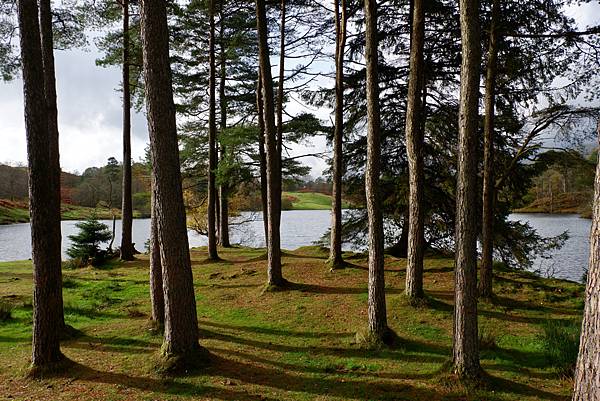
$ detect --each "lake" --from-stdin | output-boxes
[0,210,591,282]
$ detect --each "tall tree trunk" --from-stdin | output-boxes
[139,0,204,368]
[479,0,499,300]
[257,75,269,245]
[207,0,219,260]
[453,0,481,380]
[363,0,388,341]
[218,14,231,247]
[39,0,65,333]
[404,0,426,301]
[572,121,600,401]
[19,0,64,370]
[256,0,284,286]
[120,0,134,261]
[328,0,347,269]
[149,180,164,329]
[275,0,285,227]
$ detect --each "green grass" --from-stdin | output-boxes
[283,191,352,210]
[0,246,583,400]
[0,204,30,224]
[0,203,148,225]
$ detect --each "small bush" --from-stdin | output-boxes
[62,278,79,289]
[539,319,581,377]
[478,327,498,350]
[67,217,112,267]
[0,301,13,322]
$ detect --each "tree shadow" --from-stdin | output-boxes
[204,353,443,400]
[43,360,279,401]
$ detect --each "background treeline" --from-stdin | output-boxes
[0,159,152,215]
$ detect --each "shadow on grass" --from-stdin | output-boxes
[43,360,279,401]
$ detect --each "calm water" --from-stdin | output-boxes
[0,211,591,282]
[508,213,591,282]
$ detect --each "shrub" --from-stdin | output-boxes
[539,319,581,377]
[66,217,112,266]
[478,327,498,350]
[0,301,12,322]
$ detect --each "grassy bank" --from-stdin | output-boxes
[0,246,583,400]
[515,192,592,218]
[283,191,352,210]
[0,200,148,225]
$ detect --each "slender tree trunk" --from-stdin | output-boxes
[218,16,231,247]
[149,180,164,329]
[139,0,204,368]
[572,121,600,401]
[479,0,499,299]
[363,0,388,341]
[404,0,425,301]
[39,0,65,333]
[257,75,269,245]
[120,0,134,261]
[453,0,481,380]
[275,0,285,227]
[256,0,284,286]
[207,0,219,260]
[329,0,347,269]
[18,0,64,370]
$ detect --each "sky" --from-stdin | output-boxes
[0,2,598,177]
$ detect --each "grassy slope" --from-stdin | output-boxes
[0,246,582,401]
[0,203,146,225]
[516,192,592,217]
[283,191,351,210]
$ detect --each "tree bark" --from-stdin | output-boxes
[207,0,219,260]
[139,0,203,365]
[39,0,65,332]
[275,0,285,228]
[479,0,499,300]
[364,0,388,340]
[257,75,269,245]
[256,0,284,286]
[453,0,481,380]
[120,0,135,261]
[404,0,425,301]
[329,0,347,268]
[149,179,164,329]
[218,15,231,248]
[18,0,64,368]
[572,121,600,401]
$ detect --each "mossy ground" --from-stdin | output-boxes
[0,246,583,400]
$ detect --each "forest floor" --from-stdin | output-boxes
[0,199,148,225]
[0,246,583,401]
